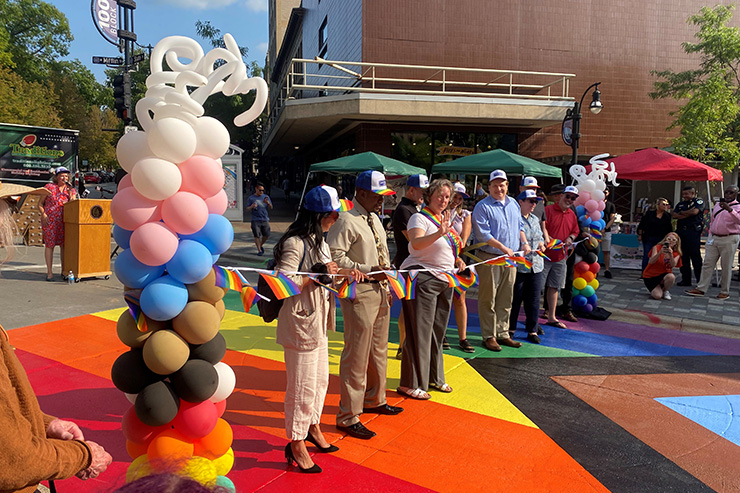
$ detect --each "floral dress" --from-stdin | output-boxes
[42,183,76,247]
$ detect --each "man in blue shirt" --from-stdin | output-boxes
[246,182,273,255]
[472,170,530,351]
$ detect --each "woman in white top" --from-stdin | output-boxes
[397,179,466,400]
[448,182,474,352]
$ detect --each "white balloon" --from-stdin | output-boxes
[131,157,183,201]
[116,131,153,172]
[579,179,597,193]
[592,189,605,201]
[193,117,230,158]
[147,118,197,164]
[209,362,236,403]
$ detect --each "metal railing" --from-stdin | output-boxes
[266,57,575,137]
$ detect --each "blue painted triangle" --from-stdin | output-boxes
[655,395,740,446]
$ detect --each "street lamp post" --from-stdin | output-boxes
[565,82,603,165]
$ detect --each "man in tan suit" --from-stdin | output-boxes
[327,170,404,439]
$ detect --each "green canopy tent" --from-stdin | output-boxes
[299,152,426,208]
[431,149,562,178]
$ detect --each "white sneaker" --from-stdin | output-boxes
[662,291,672,300]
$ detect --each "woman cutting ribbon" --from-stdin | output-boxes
[397,179,466,400]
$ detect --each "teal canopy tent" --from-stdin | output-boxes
[308,152,426,176]
[432,149,562,178]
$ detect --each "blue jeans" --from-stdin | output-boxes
[510,270,545,334]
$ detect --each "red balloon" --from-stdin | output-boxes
[213,399,227,418]
[126,440,148,460]
[589,262,601,274]
[172,400,219,439]
[575,261,590,274]
[122,406,164,445]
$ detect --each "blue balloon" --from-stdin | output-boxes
[593,219,606,230]
[181,214,234,255]
[573,295,588,307]
[166,239,213,284]
[211,253,220,264]
[581,303,594,313]
[140,275,188,321]
[587,294,598,305]
[579,215,592,227]
[575,205,587,217]
[114,249,165,289]
[113,224,133,250]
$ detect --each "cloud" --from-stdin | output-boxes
[156,0,239,9]
[256,42,268,55]
[245,0,267,12]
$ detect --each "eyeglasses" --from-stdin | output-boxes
[564,194,578,200]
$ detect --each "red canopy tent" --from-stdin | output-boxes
[605,148,723,181]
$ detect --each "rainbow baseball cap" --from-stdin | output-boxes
[304,185,353,212]
[356,170,396,195]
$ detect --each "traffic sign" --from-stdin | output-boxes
[129,53,146,64]
[92,56,123,65]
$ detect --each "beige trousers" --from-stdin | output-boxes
[696,234,740,295]
[283,336,329,441]
[477,251,517,340]
[336,284,390,427]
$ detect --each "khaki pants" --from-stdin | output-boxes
[477,250,517,340]
[696,234,740,294]
[283,336,329,441]
[336,284,390,427]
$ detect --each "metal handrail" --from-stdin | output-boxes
[266,58,575,138]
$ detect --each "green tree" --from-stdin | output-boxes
[0,66,61,126]
[651,4,740,170]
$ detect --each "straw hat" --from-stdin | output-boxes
[0,180,50,199]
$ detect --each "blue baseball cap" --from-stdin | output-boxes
[453,182,470,199]
[356,170,396,196]
[304,185,353,213]
[516,189,543,201]
[406,174,429,188]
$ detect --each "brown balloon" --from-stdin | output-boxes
[173,301,221,345]
[142,330,190,375]
[214,299,225,320]
[117,310,153,348]
[187,269,227,304]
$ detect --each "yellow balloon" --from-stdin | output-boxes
[126,455,152,483]
[180,456,218,487]
[573,277,587,290]
[588,279,600,290]
[212,448,235,476]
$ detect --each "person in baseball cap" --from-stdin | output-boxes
[452,182,469,199]
[356,170,396,196]
[304,185,353,213]
[520,176,540,189]
[406,174,429,189]
[489,169,507,183]
[516,189,543,202]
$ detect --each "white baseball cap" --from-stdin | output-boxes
[406,174,429,189]
[356,170,396,195]
[489,170,508,182]
[521,176,539,188]
[453,182,469,199]
[563,185,579,196]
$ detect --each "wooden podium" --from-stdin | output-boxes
[63,199,113,281]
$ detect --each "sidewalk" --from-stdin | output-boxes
[226,189,740,337]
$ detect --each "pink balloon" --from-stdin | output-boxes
[579,191,592,202]
[204,189,228,215]
[585,199,599,212]
[213,399,227,418]
[130,222,179,266]
[172,400,218,439]
[179,155,225,199]
[590,210,602,222]
[161,191,209,235]
[597,201,605,211]
[111,187,161,231]
[118,173,133,190]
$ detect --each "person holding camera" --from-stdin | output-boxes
[398,179,467,400]
[686,185,740,300]
[642,233,682,300]
[274,185,363,473]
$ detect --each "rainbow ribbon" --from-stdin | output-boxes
[404,271,418,299]
[509,256,533,270]
[419,206,463,260]
[590,228,603,240]
[214,265,243,291]
[535,250,551,261]
[259,271,301,300]
[484,256,510,266]
[384,270,407,299]
[547,238,564,250]
[123,293,148,333]
[453,269,478,296]
[442,271,463,288]
[240,286,258,312]
[337,280,357,300]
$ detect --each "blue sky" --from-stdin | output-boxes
[48,0,269,83]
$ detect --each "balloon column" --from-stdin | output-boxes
[110,34,267,489]
[568,154,619,314]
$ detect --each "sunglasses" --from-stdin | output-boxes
[564,194,578,200]
[526,199,539,204]
[256,188,264,192]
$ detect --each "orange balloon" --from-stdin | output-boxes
[147,429,194,463]
[581,271,595,283]
[126,440,148,460]
[193,419,233,460]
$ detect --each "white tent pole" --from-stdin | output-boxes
[297,171,312,220]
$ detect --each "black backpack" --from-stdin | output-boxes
[257,241,306,323]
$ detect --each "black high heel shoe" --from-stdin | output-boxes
[306,432,339,453]
[284,443,322,473]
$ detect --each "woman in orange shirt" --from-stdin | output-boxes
[642,232,682,300]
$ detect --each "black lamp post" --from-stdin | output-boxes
[565,82,602,165]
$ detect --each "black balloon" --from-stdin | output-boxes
[584,252,598,264]
[170,359,219,403]
[135,380,180,427]
[189,333,226,365]
[111,349,162,394]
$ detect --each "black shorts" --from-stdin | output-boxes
[251,221,271,239]
[644,273,668,292]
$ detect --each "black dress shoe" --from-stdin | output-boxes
[285,443,322,473]
[526,333,541,344]
[337,422,376,439]
[363,403,404,415]
[676,281,692,286]
[306,432,339,453]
